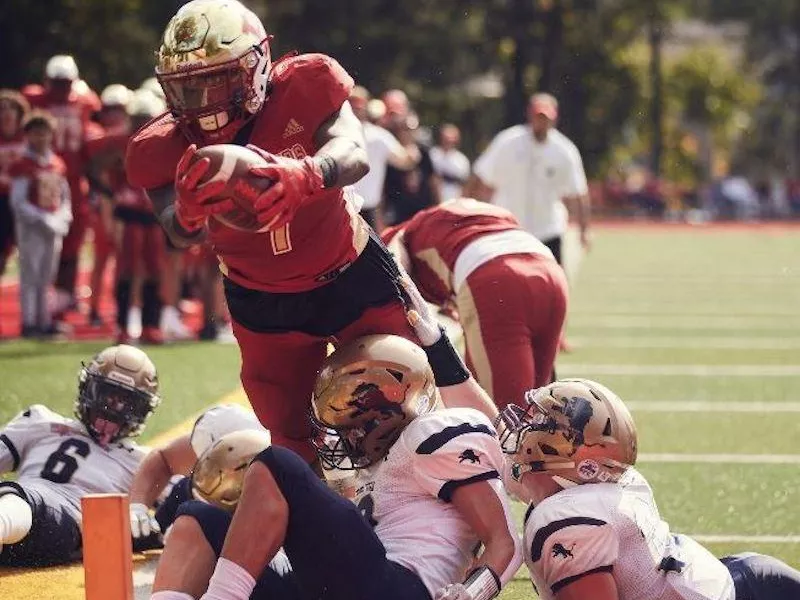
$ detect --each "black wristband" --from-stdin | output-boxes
[423,328,470,387]
[316,155,338,188]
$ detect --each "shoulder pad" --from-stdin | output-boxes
[125,112,184,190]
[404,408,495,455]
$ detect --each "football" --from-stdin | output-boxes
[191,144,276,233]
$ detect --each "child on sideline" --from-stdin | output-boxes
[9,111,71,338]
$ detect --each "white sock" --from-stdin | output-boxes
[150,592,195,600]
[201,558,257,600]
[0,493,33,545]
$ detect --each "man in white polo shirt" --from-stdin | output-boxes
[349,86,419,229]
[467,93,590,264]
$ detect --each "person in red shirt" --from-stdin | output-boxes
[9,111,72,338]
[22,55,101,313]
[85,84,137,327]
[125,0,417,462]
[382,198,569,409]
[0,90,29,281]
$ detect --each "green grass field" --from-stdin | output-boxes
[1,224,798,599]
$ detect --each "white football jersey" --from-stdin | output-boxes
[190,404,265,458]
[369,407,514,597]
[524,468,735,600]
[0,405,147,522]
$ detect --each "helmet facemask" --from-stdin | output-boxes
[497,381,637,489]
[76,367,159,446]
[157,39,271,143]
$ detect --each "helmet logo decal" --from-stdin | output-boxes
[576,459,600,480]
[562,395,594,446]
[173,16,202,51]
[345,383,405,419]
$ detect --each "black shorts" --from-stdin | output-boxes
[248,446,431,600]
[154,475,193,532]
[224,229,406,336]
[176,500,302,600]
[0,482,82,567]
[721,552,800,600]
[541,236,563,266]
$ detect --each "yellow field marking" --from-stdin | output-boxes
[148,387,249,448]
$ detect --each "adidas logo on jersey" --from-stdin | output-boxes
[282,118,304,138]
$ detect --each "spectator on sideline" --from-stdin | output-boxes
[382,95,441,226]
[22,56,101,317]
[430,124,470,202]
[466,92,590,264]
[9,112,72,338]
[0,91,29,283]
[349,86,419,230]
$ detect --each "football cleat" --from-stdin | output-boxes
[155,0,271,142]
[75,345,160,446]
[191,429,271,512]
[496,379,637,488]
[310,335,438,470]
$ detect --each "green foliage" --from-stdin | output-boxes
[0,0,786,176]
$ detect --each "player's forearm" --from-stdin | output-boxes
[146,185,207,248]
[313,137,369,188]
[439,378,498,420]
[129,449,174,507]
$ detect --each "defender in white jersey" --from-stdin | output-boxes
[128,403,265,543]
[496,379,800,600]
[149,324,522,600]
[0,344,159,566]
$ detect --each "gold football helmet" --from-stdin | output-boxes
[75,345,160,446]
[191,429,271,512]
[155,0,271,140]
[310,335,438,470]
[496,379,637,487]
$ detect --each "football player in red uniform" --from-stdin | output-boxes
[382,198,569,409]
[85,84,135,327]
[23,55,101,311]
[0,90,29,283]
[126,0,418,462]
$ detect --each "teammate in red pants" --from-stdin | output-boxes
[22,55,101,311]
[382,198,569,409]
[126,0,416,462]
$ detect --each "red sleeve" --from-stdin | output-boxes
[8,157,28,178]
[125,114,186,190]
[380,224,404,245]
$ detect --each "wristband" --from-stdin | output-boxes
[315,155,338,188]
[423,328,470,387]
[463,566,501,600]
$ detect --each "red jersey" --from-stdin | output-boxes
[126,53,368,293]
[22,83,100,201]
[0,134,26,196]
[9,152,69,212]
[381,199,522,305]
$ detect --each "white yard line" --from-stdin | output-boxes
[570,336,800,350]
[639,453,800,464]
[691,535,800,544]
[628,401,800,413]
[559,364,800,376]
[569,316,800,330]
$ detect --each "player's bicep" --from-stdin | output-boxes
[159,435,197,476]
[554,569,618,600]
[312,100,366,151]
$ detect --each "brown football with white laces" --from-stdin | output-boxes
[190,144,276,233]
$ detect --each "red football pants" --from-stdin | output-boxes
[231,300,417,463]
[455,254,568,409]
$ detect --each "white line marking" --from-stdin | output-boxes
[569,316,800,330]
[570,337,800,350]
[639,453,800,464]
[691,535,800,544]
[559,364,800,376]
[628,401,800,413]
